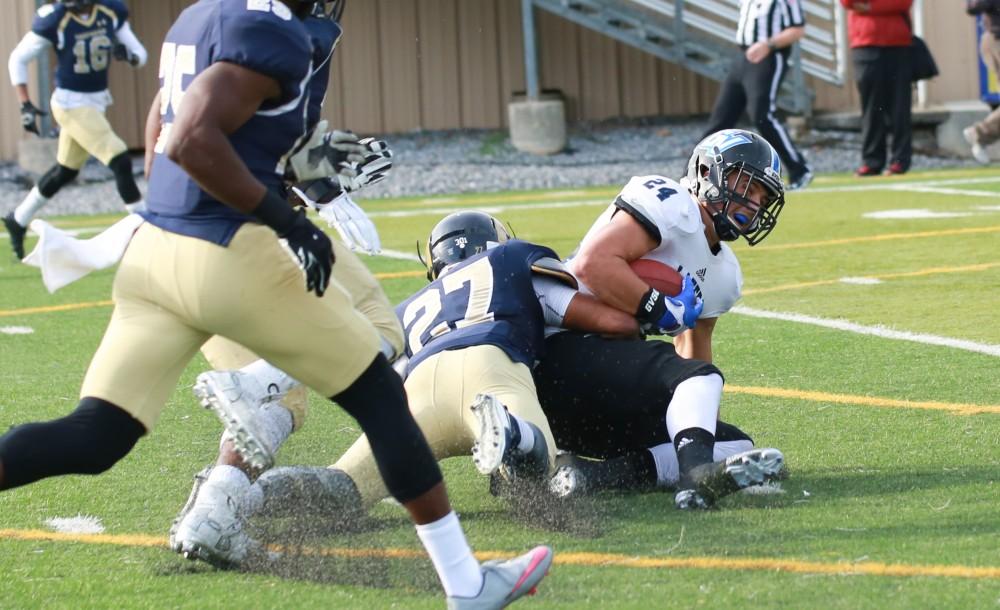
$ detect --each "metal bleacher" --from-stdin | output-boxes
[529,0,846,116]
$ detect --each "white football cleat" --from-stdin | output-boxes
[169,465,213,553]
[193,370,279,471]
[446,545,553,610]
[470,393,514,476]
[963,126,991,165]
[172,476,262,568]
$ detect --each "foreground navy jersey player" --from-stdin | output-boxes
[398,239,560,376]
[143,0,313,245]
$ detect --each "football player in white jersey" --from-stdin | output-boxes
[534,129,788,509]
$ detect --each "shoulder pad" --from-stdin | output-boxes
[37,4,56,18]
[530,257,578,289]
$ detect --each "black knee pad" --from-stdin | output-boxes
[37,164,80,198]
[0,397,146,490]
[332,355,442,503]
[108,153,141,204]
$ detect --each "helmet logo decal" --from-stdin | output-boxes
[701,130,753,153]
[455,236,468,249]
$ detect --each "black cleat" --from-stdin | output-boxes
[3,213,26,260]
[675,447,785,509]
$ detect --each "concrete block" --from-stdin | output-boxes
[17,137,58,177]
[934,100,1000,160]
[508,95,566,155]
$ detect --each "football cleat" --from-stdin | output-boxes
[675,447,785,510]
[3,213,26,260]
[193,370,279,471]
[548,454,591,499]
[470,394,516,476]
[168,465,213,553]
[446,545,553,610]
[172,476,264,568]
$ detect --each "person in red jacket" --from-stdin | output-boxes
[840,1,914,176]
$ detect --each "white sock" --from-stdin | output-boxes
[414,511,483,598]
[508,413,535,453]
[665,373,722,440]
[13,186,49,226]
[241,359,300,398]
[648,439,756,487]
[124,199,146,214]
[205,464,251,496]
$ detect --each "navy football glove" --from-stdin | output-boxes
[637,274,703,337]
[112,43,140,66]
[20,100,46,135]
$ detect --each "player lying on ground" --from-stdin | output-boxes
[172,210,644,566]
[0,2,551,607]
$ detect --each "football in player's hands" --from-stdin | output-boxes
[629,258,683,296]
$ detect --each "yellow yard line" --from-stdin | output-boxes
[752,225,1000,252]
[1,529,997,580]
[728,385,1000,415]
[744,262,1000,295]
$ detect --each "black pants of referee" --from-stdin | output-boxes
[703,48,810,182]
[852,46,912,172]
[532,332,751,459]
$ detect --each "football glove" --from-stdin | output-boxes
[287,120,368,182]
[292,183,382,255]
[336,137,393,193]
[112,43,140,66]
[20,100,46,135]
[278,209,335,297]
[638,274,703,337]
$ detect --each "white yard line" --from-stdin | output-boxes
[732,306,1000,358]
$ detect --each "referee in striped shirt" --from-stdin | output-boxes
[703,0,813,190]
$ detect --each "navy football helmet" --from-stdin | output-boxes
[422,211,512,280]
[684,129,785,246]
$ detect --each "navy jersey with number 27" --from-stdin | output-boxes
[396,240,559,377]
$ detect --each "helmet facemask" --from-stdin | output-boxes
[687,130,786,246]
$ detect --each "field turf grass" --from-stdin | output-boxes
[0,167,997,608]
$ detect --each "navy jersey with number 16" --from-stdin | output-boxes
[32,0,130,93]
[396,240,559,377]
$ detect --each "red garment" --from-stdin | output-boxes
[840,0,913,47]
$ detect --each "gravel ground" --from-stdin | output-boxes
[0,117,979,218]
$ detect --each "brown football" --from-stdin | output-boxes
[629,258,683,297]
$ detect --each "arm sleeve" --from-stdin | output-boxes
[8,31,52,87]
[216,14,311,105]
[532,275,579,327]
[785,0,806,26]
[115,21,148,68]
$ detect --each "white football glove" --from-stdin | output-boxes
[287,120,368,182]
[293,186,381,255]
[336,137,393,193]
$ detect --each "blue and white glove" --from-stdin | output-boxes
[636,274,704,337]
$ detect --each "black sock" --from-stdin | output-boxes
[674,427,715,489]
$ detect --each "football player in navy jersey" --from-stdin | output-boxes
[534,129,788,509]
[0,2,552,606]
[4,0,148,260]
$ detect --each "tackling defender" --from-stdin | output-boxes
[0,1,552,607]
[534,129,788,508]
[4,0,147,260]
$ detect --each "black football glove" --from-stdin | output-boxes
[20,100,46,135]
[278,209,335,297]
[112,43,139,66]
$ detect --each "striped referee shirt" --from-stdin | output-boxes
[736,0,805,47]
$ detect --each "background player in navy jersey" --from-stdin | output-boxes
[533,129,787,509]
[5,0,147,260]
[0,2,551,606]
